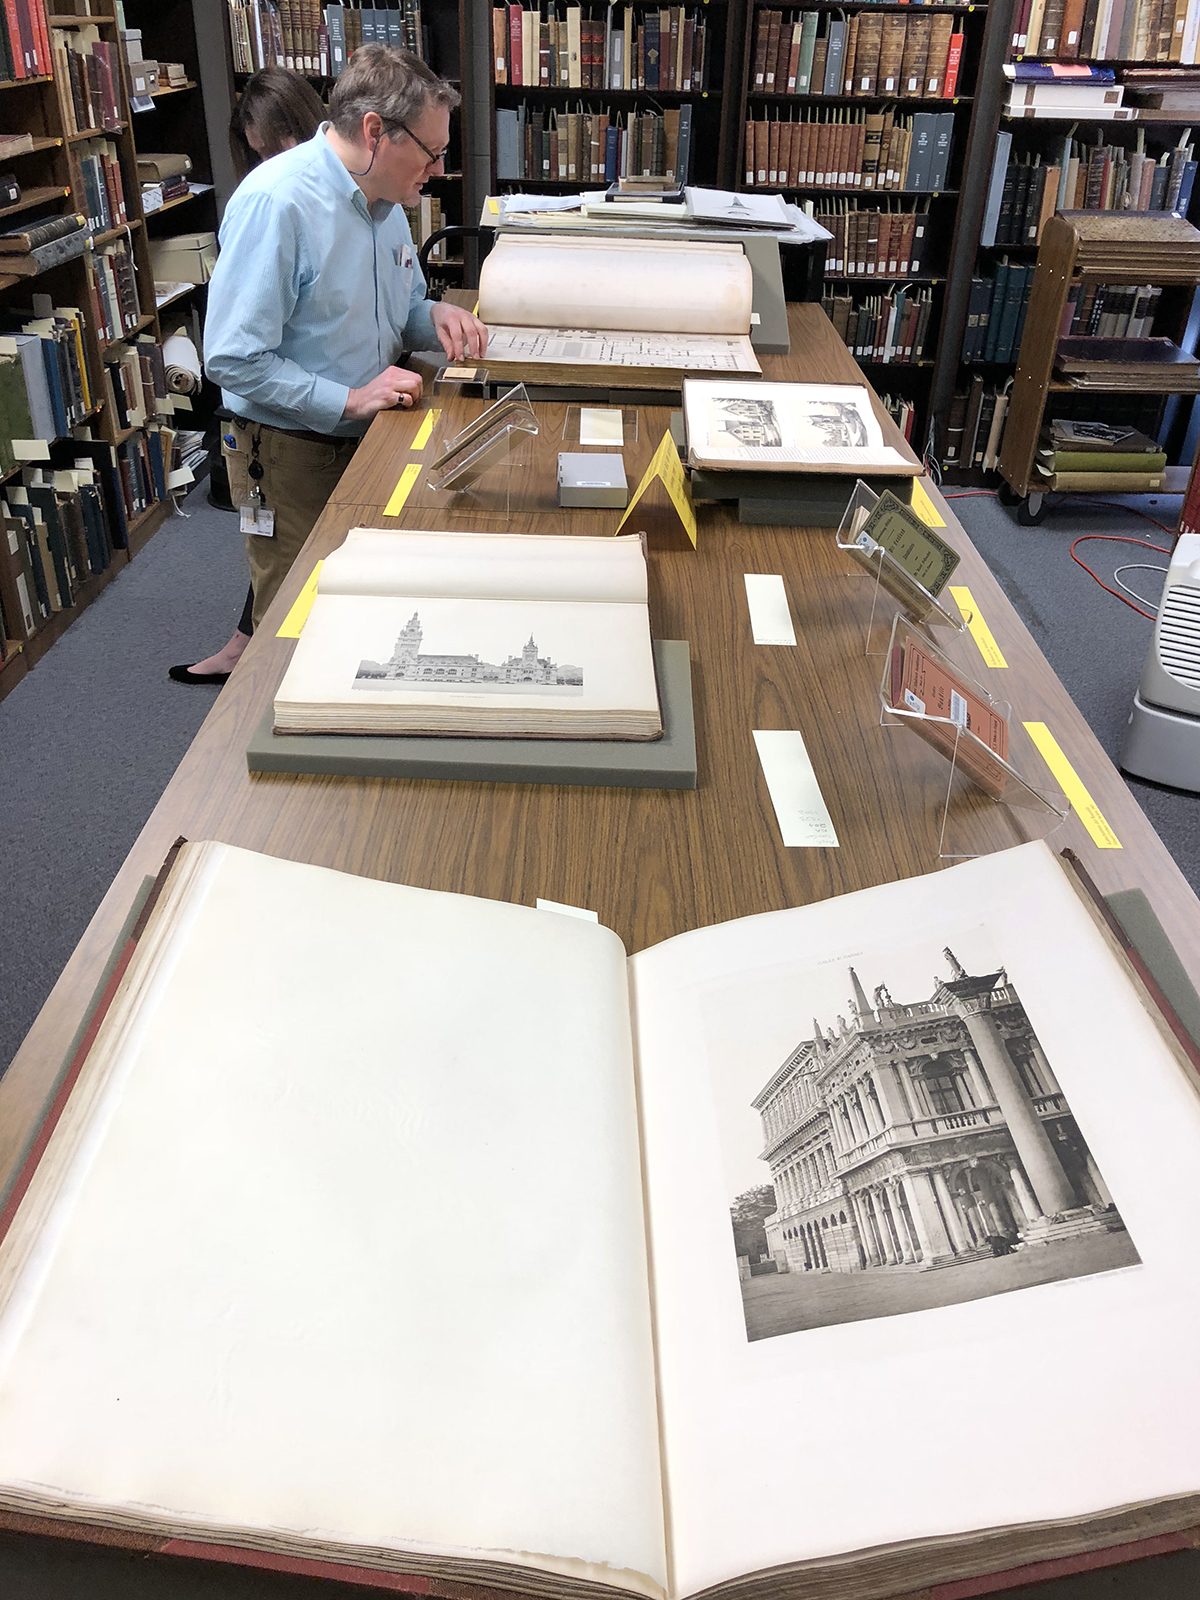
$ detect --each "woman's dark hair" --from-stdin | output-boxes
[229,67,327,180]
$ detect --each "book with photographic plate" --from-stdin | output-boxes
[681,380,918,475]
[272,528,662,741]
[477,235,762,389]
[0,839,1199,1600]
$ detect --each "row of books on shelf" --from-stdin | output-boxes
[496,103,692,181]
[51,26,123,138]
[877,390,919,443]
[0,312,94,470]
[225,1,427,78]
[822,284,935,363]
[76,142,128,234]
[0,428,176,650]
[942,378,1011,472]
[1061,280,1164,334]
[811,202,929,275]
[0,299,172,467]
[493,5,709,90]
[750,10,964,99]
[85,238,141,347]
[962,263,1034,363]
[743,109,953,191]
[1010,0,1200,64]
[402,195,448,262]
[0,0,49,83]
[981,130,1197,247]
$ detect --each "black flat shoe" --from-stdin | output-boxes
[168,664,232,686]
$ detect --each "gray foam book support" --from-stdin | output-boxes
[247,639,697,790]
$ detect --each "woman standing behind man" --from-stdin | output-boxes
[169,68,327,687]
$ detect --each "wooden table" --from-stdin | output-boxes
[1,304,1198,1599]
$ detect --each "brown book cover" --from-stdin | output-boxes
[861,108,885,188]
[890,636,1010,799]
[744,117,756,184]
[854,12,883,95]
[754,115,769,184]
[880,15,908,95]
[1059,0,1089,54]
[680,11,693,86]
[810,35,827,94]
[924,14,953,94]
[767,116,781,183]
[842,14,859,94]
[751,7,771,89]
[784,19,801,92]
[764,7,781,89]
[492,6,507,81]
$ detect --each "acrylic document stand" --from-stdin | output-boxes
[879,614,1069,861]
[424,384,538,516]
[835,478,964,656]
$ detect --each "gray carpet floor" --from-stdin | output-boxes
[1,483,1200,1599]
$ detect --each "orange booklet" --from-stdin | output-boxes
[889,633,1009,797]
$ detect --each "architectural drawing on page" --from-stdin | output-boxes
[706,930,1139,1341]
[484,325,760,372]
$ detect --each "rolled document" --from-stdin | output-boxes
[162,329,201,394]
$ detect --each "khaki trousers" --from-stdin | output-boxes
[223,418,359,629]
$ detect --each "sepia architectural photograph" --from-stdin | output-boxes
[725,942,1139,1340]
[356,612,584,692]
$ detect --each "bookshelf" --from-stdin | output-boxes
[732,0,1008,454]
[485,0,744,195]
[938,0,1200,485]
[0,0,182,707]
[219,0,474,293]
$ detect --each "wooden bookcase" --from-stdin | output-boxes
[482,0,747,197]
[218,0,474,293]
[729,0,1012,456]
[939,0,1200,484]
[0,0,176,707]
[996,209,1200,519]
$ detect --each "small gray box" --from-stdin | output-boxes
[558,452,628,508]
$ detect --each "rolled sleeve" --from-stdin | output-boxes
[206,190,348,432]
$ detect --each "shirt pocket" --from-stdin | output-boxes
[384,243,416,351]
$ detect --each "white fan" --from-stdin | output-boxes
[1120,532,1200,791]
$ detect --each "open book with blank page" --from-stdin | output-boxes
[477,235,762,388]
[272,529,663,740]
[0,840,1198,1599]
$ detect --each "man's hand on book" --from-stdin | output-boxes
[431,301,489,362]
[343,366,424,420]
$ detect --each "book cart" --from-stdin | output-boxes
[997,208,1200,522]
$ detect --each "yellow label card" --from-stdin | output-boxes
[276,561,324,638]
[1023,722,1122,849]
[616,430,697,547]
[909,478,946,528]
[949,585,1009,669]
[383,461,422,517]
[411,408,441,451]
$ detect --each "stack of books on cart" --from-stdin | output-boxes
[1053,335,1200,392]
[1035,419,1167,491]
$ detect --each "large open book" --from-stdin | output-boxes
[273,528,662,740]
[0,840,1198,1599]
[477,236,762,388]
[682,379,916,475]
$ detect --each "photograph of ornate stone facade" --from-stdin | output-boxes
[729,946,1138,1340]
[356,613,583,691]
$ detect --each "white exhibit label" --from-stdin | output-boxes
[580,407,624,447]
[743,574,796,646]
[752,729,839,848]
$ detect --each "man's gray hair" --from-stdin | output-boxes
[328,43,460,139]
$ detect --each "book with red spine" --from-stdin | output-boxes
[943,26,964,97]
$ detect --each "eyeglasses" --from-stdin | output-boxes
[394,121,449,167]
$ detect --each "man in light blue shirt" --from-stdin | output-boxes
[205,46,487,628]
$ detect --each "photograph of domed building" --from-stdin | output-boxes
[355,612,583,691]
[730,946,1138,1340]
